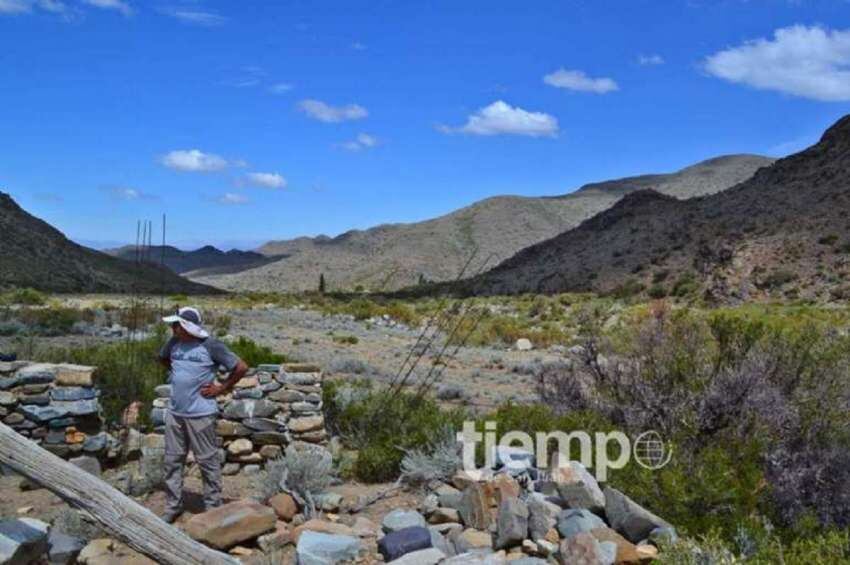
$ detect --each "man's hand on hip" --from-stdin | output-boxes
[200,382,228,398]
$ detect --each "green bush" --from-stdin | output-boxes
[332,334,359,345]
[1,288,47,306]
[226,336,288,366]
[648,283,668,299]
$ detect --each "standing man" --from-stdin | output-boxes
[158,307,248,523]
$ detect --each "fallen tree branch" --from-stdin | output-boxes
[0,422,238,565]
[349,480,404,513]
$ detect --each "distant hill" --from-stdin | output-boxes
[192,154,773,293]
[459,115,850,302]
[0,192,216,294]
[106,245,277,276]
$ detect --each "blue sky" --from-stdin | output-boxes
[2,0,849,249]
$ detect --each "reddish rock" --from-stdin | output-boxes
[185,500,275,550]
[268,493,298,521]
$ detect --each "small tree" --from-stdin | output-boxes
[318,273,326,294]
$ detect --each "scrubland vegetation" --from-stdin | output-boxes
[2,289,850,561]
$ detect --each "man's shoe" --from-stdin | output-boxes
[161,509,181,524]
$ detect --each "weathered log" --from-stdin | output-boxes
[0,422,238,565]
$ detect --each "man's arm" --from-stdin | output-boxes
[200,340,249,398]
[158,337,177,370]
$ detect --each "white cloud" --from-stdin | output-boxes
[101,185,156,201]
[0,0,30,13]
[0,0,67,14]
[160,8,225,26]
[638,54,665,66]
[440,100,559,138]
[245,172,287,189]
[298,99,368,123]
[269,82,293,94]
[352,41,367,51]
[82,0,132,16]
[219,193,248,205]
[704,25,850,101]
[160,149,230,172]
[339,133,378,151]
[543,69,619,93]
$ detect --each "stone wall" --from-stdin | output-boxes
[150,362,328,473]
[0,361,111,459]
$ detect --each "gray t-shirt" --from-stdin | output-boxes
[159,337,239,417]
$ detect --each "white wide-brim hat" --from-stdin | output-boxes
[162,306,209,339]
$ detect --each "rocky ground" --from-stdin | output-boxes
[227,305,561,412]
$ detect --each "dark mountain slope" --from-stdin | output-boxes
[463,116,850,302]
[0,192,216,294]
[106,244,276,275]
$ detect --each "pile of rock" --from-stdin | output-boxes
[0,361,112,460]
[149,363,329,474]
[373,456,673,564]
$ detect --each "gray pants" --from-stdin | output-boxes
[163,411,222,513]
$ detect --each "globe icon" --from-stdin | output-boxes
[633,431,672,470]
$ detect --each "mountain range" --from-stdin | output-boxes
[191,154,773,293]
[0,192,214,294]
[458,115,850,302]
[105,245,277,276]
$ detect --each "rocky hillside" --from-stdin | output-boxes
[106,244,276,276]
[0,192,215,294]
[461,115,850,302]
[192,154,772,293]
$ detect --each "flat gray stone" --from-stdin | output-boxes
[382,510,427,533]
[16,364,56,385]
[83,432,108,453]
[242,418,284,432]
[69,456,101,477]
[556,508,606,540]
[50,387,97,402]
[47,529,85,564]
[17,404,69,423]
[604,487,672,543]
[52,399,99,416]
[0,518,49,565]
[296,531,360,565]
[222,399,278,419]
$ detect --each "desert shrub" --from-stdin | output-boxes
[226,336,288,366]
[536,303,850,540]
[400,426,461,485]
[819,234,839,246]
[210,314,232,337]
[758,269,797,290]
[0,320,26,336]
[1,288,47,306]
[259,445,334,516]
[648,283,668,299]
[671,272,700,297]
[328,357,371,375]
[332,334,359,345]
[608,279,646,299]
[323,379,465,482]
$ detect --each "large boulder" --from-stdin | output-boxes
[556,509,606,540]
[494,497,528,550]
[452,528,493,553]
[0,518,49,565]
[296,531,360,565]
[382,510,427,533]
[603,487,672,544]
[184,499,275,549]
[558,532,616,565]
[552,459,604,512]
[458,484,492,530]
[377,526,433,561]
